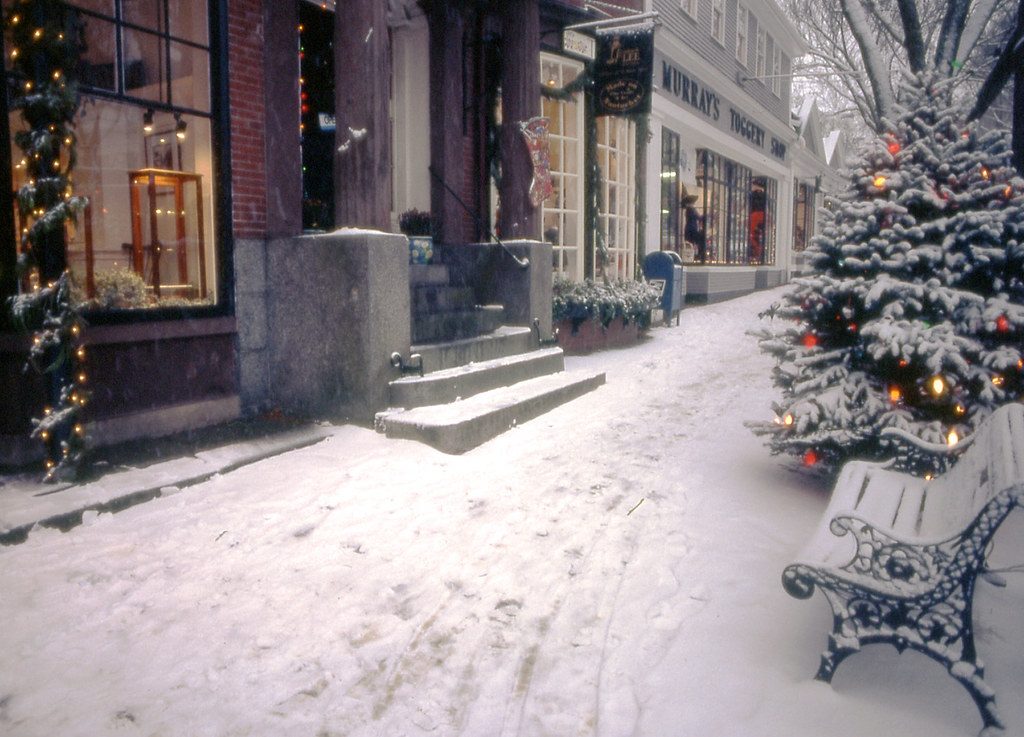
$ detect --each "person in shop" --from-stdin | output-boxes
[682,190,706,263]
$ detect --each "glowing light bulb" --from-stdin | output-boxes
[930,376,946,396]
[955,403,966,416]
[993,375,1005,387]
[947,429,959,447]
[783,413,794,427]
[888,386,902,403]
[802,333,818,348]
[802,449,819,467]
[873,175,886,189]
[32,28,42,40]
[981,166,990,180]
[997,315,1010,333]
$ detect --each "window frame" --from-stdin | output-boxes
[680,0,698,21]
[660,128,681,255]
[539,53,586,282]
[770,38,781,95]
[711,0,725,45]
[595,115,636,281]
[755,25,766,81]
[735,5,748,66]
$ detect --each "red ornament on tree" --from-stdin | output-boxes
[996,315,1010,333]
[802,333,818,348]
[802,449,818,467]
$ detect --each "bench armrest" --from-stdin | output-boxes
[821,514,952,594]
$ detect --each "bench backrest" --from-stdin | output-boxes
[918,402,1024,538]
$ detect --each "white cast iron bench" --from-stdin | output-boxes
[782,402,1024,733]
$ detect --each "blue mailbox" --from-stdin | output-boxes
[643,251,684,326]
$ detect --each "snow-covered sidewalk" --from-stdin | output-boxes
[1,287,1022,737]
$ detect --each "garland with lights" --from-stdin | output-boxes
[750,74,1024,477]
[4,0,89,481]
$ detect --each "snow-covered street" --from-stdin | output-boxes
[2,287,1022,737]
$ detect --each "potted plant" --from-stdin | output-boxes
[399,209,434,264]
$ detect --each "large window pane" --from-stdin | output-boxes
[59,99,218,307]
[170,39,211,111]
[169,4,208,45]
[68,0,115,16]
[123,0,166,33]
[123,27,166,102]
[79,16,119,92]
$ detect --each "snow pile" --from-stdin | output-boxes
[0,287,1021,737]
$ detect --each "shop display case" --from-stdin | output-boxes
[128,168,207,299]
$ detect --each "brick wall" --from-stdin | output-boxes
[227,0,268,240]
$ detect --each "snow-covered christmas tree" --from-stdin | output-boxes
[750,75,1024,476]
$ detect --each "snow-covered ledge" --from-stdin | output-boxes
[256,230,411,423]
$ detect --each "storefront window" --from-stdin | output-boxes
[6,0,218,310]
[751,176,777,264]
[793,180,815,252]
[595,114,635,281]
[660,128,681,254]
[540,54,585,280]
[694,149,776,265]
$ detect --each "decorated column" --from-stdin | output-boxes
[427,0,465,245]
[334,0,392,230]
[496,0,541,240]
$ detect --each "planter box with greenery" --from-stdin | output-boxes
[552,277,661,354]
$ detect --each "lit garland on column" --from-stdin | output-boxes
[4,0,89,481]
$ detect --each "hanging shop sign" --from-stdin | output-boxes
[520,116,555,207]
[593,24,654,116]
[656,54,788,162]
[562,29,596,61]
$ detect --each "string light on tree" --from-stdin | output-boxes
[750,75,1024,476]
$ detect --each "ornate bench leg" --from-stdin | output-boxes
[814,632,858,683]
[945,658,1004,732]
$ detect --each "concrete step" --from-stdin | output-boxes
[375,369,606,454]
[409,263,449,286]
[389,346,565,409]
[411,305,504,344]
[413,325,535,373]
[412,284,476,314]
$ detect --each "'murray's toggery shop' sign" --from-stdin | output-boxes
[593,24,655,117]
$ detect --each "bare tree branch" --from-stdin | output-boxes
[895,0,926,71]
[839,0,894,127]
[934,0,973,70]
